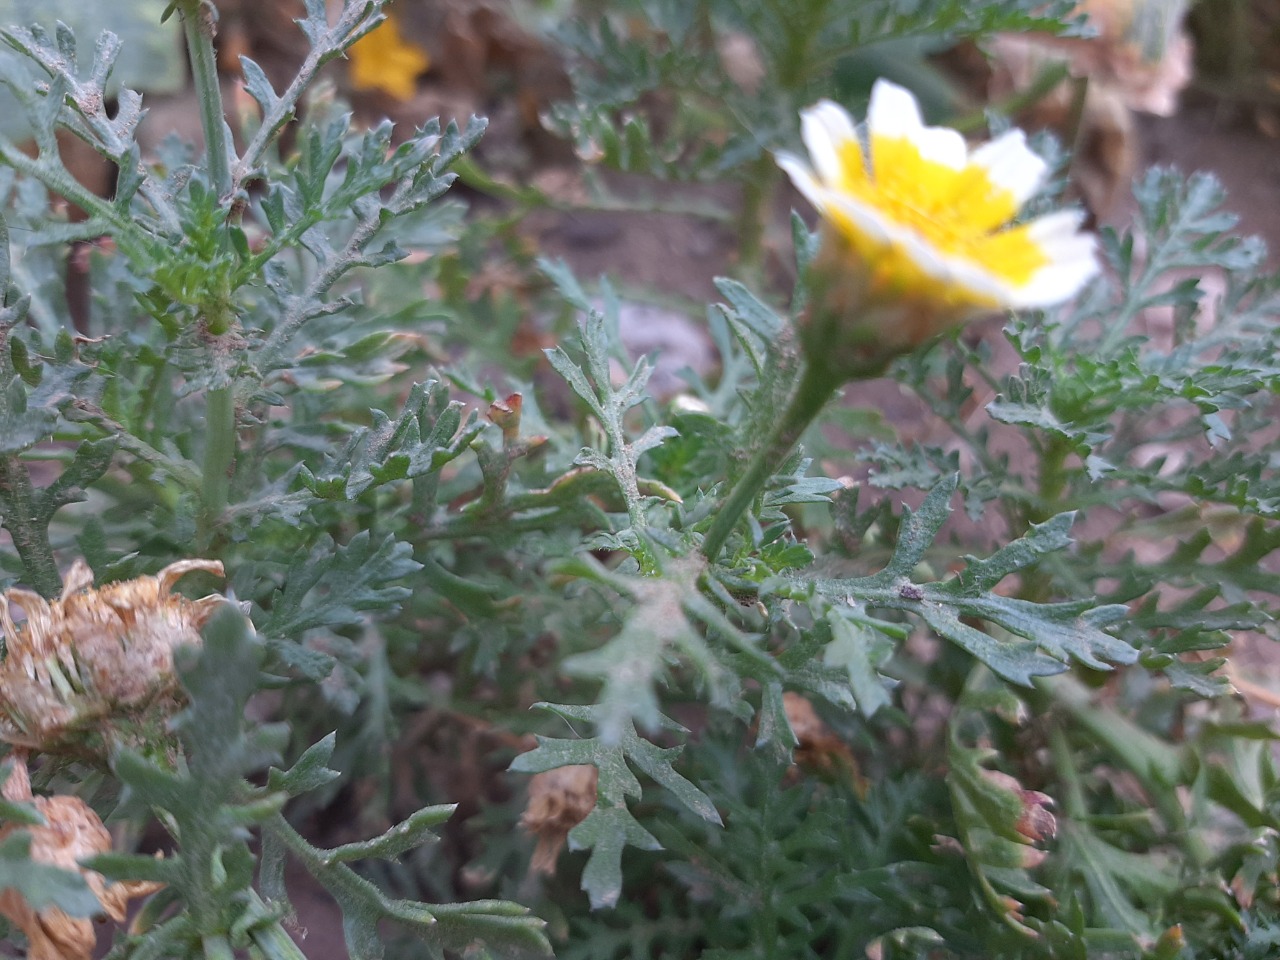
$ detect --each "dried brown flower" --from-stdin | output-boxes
[519,764,598,875]
[0,760,160,960]
[987,0,1192,212]
[783,692,865,793]
[0,559,225,752]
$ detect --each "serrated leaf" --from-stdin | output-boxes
[0,1,184,141]
[258,531,421,640]
[805,476,1134,685]
[85,851,180,885]
[511,702,719,908]
[714,278,784,341]
[824,616,894,716]
[558,557,741,740]
[326,803,454,863]
[267,732,341,796]
[568,804,662,909]
[0,350,91,454]
[239,55,282,114]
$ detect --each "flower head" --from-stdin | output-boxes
[0,559,225,753]
[0,760,161,960]
[777,80,1097,374]
[347,11,430,102]
[782,692,864,791]
[519,764,598,876]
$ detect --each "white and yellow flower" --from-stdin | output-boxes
[777,79,1098,318]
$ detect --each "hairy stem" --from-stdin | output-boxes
[736,154,777,280]
[64,403,203,491]
[198,387,236,547]
[0,140,140,241]
[1046,721,1088,819]
[701,362,838,561]
[174,2,240,544]
[176,0,233,199]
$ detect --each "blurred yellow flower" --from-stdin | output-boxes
[777,80,1098,318]
[347,11,430,102]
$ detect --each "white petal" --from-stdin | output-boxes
[823,192,892,246]
[910,125,967,170]
[1025,209,1089,243]
[867,78,966,170]
[969,129,1047,207]
[867,79,924,141]
[1008,257,1100,308]
[800,99,860,188]
[824,192,1011,302]
[933,253,1015,303]
[776,153,828,214]
[1009,214,1100,307]
[884,224,954,281]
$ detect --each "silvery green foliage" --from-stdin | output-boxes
[0,2,542,957]
[0,0,1278,957]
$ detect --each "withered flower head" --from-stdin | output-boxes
[0,760,160,960]
[519,764,598,876]
[782,692,865,792]
[0,559,225,752]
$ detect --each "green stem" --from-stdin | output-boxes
[176,0,232,199]
[1062,75,1090,193]
[735,154,777,279]
[701,362,839,562]
[950,61,1071,134]
[1020,434,1072,600]
[1047,721,1088,819]
[250,922,309,960]
[198,386,235,546]
[175,1,239,544]
[1035,433,1071,521]
[1048,675,1210,868]
[451,155,734,222]
[263,813,397,916]
[201,934,235,960]
[0,456,61,597]
[230,1,382,189]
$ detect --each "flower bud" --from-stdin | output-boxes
[519,764,598,876]
[980,768,1059,845]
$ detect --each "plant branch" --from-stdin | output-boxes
[63,402,203,491]
[176,0,233,200]
[0,139,140,241]
[198,386,236,547]
[231,2,385,192]
[702,361,839,561]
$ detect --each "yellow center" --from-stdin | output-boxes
[821,132,1051,307]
